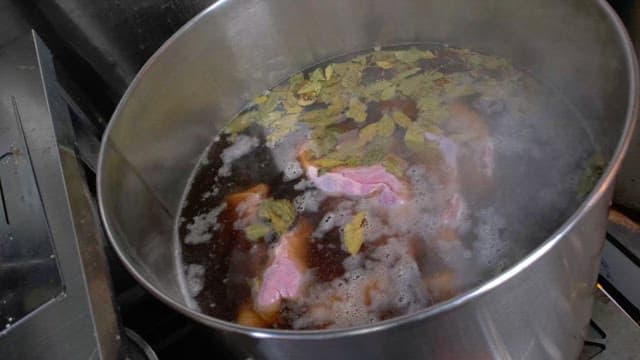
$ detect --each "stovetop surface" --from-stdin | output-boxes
[579,286,640,359]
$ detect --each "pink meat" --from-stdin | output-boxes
[424,131,458,171]
[257,244,302,309]
[447,102,495,180]
[479,140,494,178]
[256,222,310,312]
[306,164,408,205]
[442,193,464,228]
[422,132,466,229]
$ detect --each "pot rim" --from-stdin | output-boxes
[97,0,639,340]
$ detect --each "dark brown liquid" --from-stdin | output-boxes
[177,45,595,329]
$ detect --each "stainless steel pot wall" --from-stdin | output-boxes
[97,0,638,358]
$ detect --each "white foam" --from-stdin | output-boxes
[294,179,313,191]
[312,201,354,239]
[291,238,427,329]
[312,212,337,239]
[185,264,205,297]
[201,186,219,200]
[218,135,259,177]
[184,203,227,245]
[283,161,304,181]
[293,189,327,213]
[233,195,261,230]
[472,207,506,266]
[270,128,307,178]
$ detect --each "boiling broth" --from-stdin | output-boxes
[176,45,598,329]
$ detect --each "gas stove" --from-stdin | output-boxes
[2,3,640,360]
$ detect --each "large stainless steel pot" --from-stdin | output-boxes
[97,0,638,358]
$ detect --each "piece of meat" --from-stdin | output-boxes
[447,103,495,191]
[256,220,312,315]
[297,145,409,205]
[225,183,269,232]
[304,163,409,205]
[225,183,269,210]
[442,193,464,228]
[424,131,458,173]
[420,131,465,233]
[236,301,268,328]
[478,139,494,179]
[447,103,491,143]
[290,237,427,329]
[363,279,380,306]
[423,271,456,302]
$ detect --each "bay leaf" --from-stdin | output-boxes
[258,199,296,235]
[344,212,366,256]
[245,222,271,241]
[346,97,367,123]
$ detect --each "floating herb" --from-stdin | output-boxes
[362,80,393,98]
[259,92,281,117]
[225,111,255,134]
[266,114,298,146]
[324,64,334,81]
[358,114,395,146]
[288,73,305,87]
[335,62,363,88]
[344,212,366,255]
[297,82,322,96]
[258,199,296,235]
[392,111,413,128]
[380,85,397,101]
[346,97,367,123]
[483,56,510,70]
[309,127,339,158]
[467,54,484,69]
[361,137,391,166]
[245,222,271,241]
[309,68,326,82]
[313,140,362,170]
[325,93,346,116]
[394,48,435,64]
[416,95,448,128]
[397,71,442,98]
[376,60,394,69]
[395,67,421,80]
[301,108,342,128]
[442,73,477,98]
[382,154,408,178]
[404,123,426,152]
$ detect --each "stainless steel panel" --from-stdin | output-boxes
[0,33,122,360]
[0,78,62,331]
